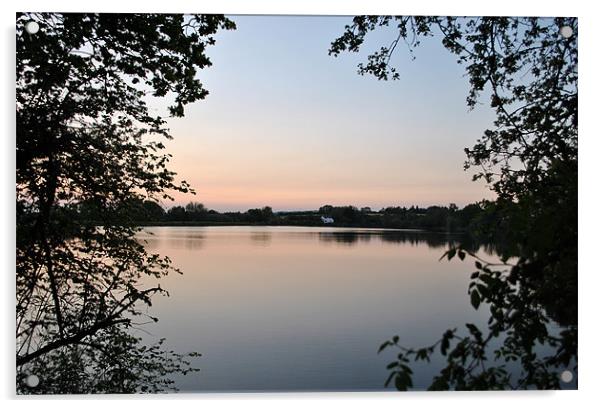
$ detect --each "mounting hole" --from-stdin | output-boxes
[25,374,39,388]
[25,21,39,35]
[560,370,573,383]
[560,26,573,39]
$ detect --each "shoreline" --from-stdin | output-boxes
[134,222,467,234]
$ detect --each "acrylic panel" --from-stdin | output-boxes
[16,13,578,394]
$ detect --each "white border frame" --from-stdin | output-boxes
[3,1,599,407]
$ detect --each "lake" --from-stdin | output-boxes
[135,226,497,392]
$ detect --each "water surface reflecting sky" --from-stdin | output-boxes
[137,226,496,392]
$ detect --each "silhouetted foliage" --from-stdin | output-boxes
[16,12,235,393]
[331,16,577,390]
[246,206,274,223]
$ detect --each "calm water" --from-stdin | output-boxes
[135,226,496,392]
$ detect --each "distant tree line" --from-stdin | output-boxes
[76,198,500,235]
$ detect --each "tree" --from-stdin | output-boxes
[246,206,274,223]
[184,201,208,221]
[16,13,235,393]
[330,16,577,390]
[166,205,187,222]
[319,204,334,214]
[141,200,166,222]
[185,201,206,214]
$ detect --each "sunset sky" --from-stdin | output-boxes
[158,15,497,212]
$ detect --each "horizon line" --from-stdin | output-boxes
[158,201,487,213]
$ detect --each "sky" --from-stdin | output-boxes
[157,15,497,212]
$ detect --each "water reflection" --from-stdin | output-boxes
[315,230,501,256]
[249,231,272,246]
[140,226,498,253]
[136,226,499,392]
[317,230,453,247]
[141,230,206,250]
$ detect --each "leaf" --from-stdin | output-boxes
[466,323,479,336]
[480,274,495,286]
[384,371,396,388]
[395,370,412,391]
[386,361,399,370]
[470,289,481,309]
[441,337,450,355]
[415,348,430,361]
[458,250,466,261]
[378,340,391,353]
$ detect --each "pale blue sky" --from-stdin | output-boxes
[161,15,496,211]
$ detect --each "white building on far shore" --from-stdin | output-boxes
[320,216,334,224]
